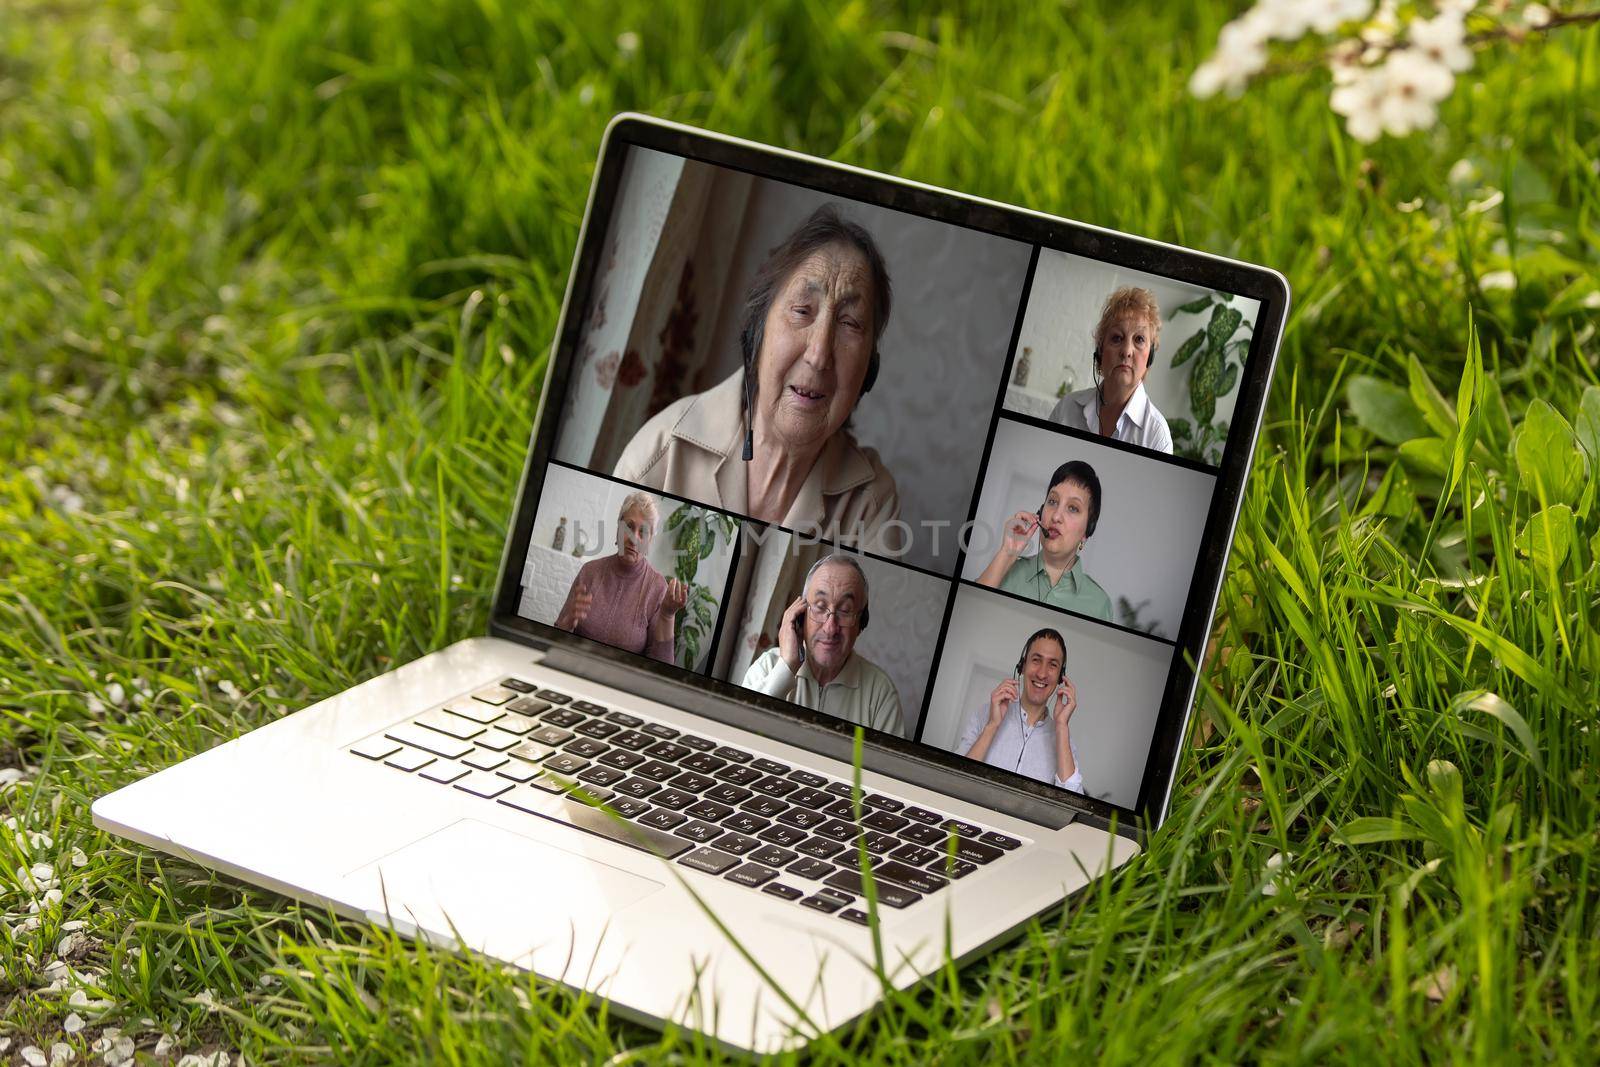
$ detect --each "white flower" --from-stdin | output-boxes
[1479,270,1517,290]
[1524,3,1552,28]
[1191,18,1270,98]
[1410,12,1474,72]
[1262,851,1287,896]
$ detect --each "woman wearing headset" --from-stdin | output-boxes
[1047,286,1174,454]
[954,628,1082,793]
[975,460,1113,621]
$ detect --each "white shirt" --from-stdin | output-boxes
[1046,382,1173,454]
[954,699,1083,794]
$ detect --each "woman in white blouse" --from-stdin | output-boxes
[1047,286,1173,455]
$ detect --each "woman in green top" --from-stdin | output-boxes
[975,460,1113,621]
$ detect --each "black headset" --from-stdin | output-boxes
[1015,628,1067,684]
[740,319,880,461]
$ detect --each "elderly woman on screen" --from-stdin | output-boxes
[614,205,902,553]
[1048,287,1173,455]
[554,491,687,665]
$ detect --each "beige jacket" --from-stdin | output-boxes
[613,371,903,553]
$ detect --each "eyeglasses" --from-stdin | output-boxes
[806,602,860,625]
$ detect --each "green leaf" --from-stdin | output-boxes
[1205,304,1244,354]
[1573,386,1600,465]
[1169,330,1205,369]
[1397,436,1449,476]
[1514,504,1575,572]
[1406,352,1456,440]
[1174,295,1214,315]
[1450,690,1544,773]
[1348,376,1429,445]
[1359,463,1415,519]
[1215,361,1239,399]
[1333,817,1423,845]
[1168,417,1193,444]
[1189,345,1219,425]
[1513,398,1587,504]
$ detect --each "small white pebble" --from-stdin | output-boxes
[64,1012,85,1033]
[153,1034,176,1057]
[104,1035,136,1066]
[106,683,126,706]
[49,1042,75,1065]
[22,1045,47,1067]
[1262,851,1286,897]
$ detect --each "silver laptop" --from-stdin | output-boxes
[94,113,1289,1054]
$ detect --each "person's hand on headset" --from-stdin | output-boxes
[1000,510,1040,557]
[1050,674,1078,732]
[778,595,808,672]
[987,676,1019,728]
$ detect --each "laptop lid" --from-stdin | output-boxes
[489,114,1288,838]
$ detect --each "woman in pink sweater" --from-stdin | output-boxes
[555,491,688,665]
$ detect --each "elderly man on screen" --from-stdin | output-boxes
[615,205,902,553]
[741,554,906,736]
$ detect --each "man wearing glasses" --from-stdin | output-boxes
[740,553,906,736]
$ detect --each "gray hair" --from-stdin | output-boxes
[802,552,869,604]
[617,491,660,532]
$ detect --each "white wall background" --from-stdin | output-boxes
[919,584,1170,808]
[519,465,735,672]
[958,418,1215,639]
[1007,249,1261,435]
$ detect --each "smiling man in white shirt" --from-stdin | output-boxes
[1047,286,1174,455]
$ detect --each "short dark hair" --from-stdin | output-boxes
[1045,460,1102,538]
[1017,627,1068,684]
[738,205,892,400]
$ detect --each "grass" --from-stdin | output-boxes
[3,0,1599,1061]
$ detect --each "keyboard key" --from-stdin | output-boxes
[863,794,904,813]
[799,894,845,914]
[495,790,691,859]
[979,831,1022,851]
[740,795,789,819]
[704,784,752,806]
[681,752,727,774]
[678,847,740,875]
[786,769,826,787]
[539,709,584,729]
[943,819,983,838]
[874,861,949,895]
[724,812,770,836]
[899,823,946,847]
[350,737,402,761]
[795,837,846,860]
[475,729,523,752]
[685,799,734,823]
[598,749,645,771]
[725,863,778,888]
[415,711,484,741]
[750,758,790,775]
[634,760,679,783]
[822,800,859,820]
[862,810,909,833]
[506,740,555,764]
[673,820,724,845]
[667,771,715,793]
[607,797,652,819]
[569,700,606,714]
[609,730,654,751]
[824,781,856,798]
[462,750,509,772]
[715,833,761,857]
[750,844,797,868]
[816,820,859,842]
[639,808,688,831]
[775,808,828,831]
[575,719,620,739]
[752,776,799,798]
[889,843,939,867]
[758,824,807,848]
[453,771,514,799]
[862,832,899,855]
[543,753,589,776]
[492,713,537,736]
[420,762,469,784]
[650,788,696,811]
[562,737,609,759]
[785,857,835,881]
[529,725,573,746]
[384,748,434,772]
[500,677,536,693]
[472,686,517,706]
[823,869,923,909]
[838,908,870,926]
[787,788,833,810]
[928,856,978,879]
[506,696,551,716]
[613,777,663,799]
[714,765,762,787]
[566,782,613,806]
[496,761,540,783]
[712,746,752,764]
[385,724,473,760]
[762,882,804,901]
[528,772,573,794]
[641,723,679,739]
[443,701,503,725]
[677,734,716,752]
[604,710,642,728]
[953,838,1005,865]
[577,766,626,787]
[534,689,572,703]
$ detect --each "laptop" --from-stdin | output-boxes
[93,113,1289,1054]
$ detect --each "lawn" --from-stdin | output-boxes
[3,0,1598,1062]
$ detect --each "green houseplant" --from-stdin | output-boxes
[1167,292,1252,465]
[664,506,738,670]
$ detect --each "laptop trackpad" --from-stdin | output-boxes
[341,818,663,959]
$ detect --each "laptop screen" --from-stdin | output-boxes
[499,123,1282,822]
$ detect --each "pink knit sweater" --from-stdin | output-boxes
[556,554,675,664]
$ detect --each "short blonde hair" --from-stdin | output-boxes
[617,491,659,532]
[1093,287,1162,353]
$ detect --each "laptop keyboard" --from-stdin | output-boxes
[347,678,1026,924]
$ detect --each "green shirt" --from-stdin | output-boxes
[997,553,1113,620]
